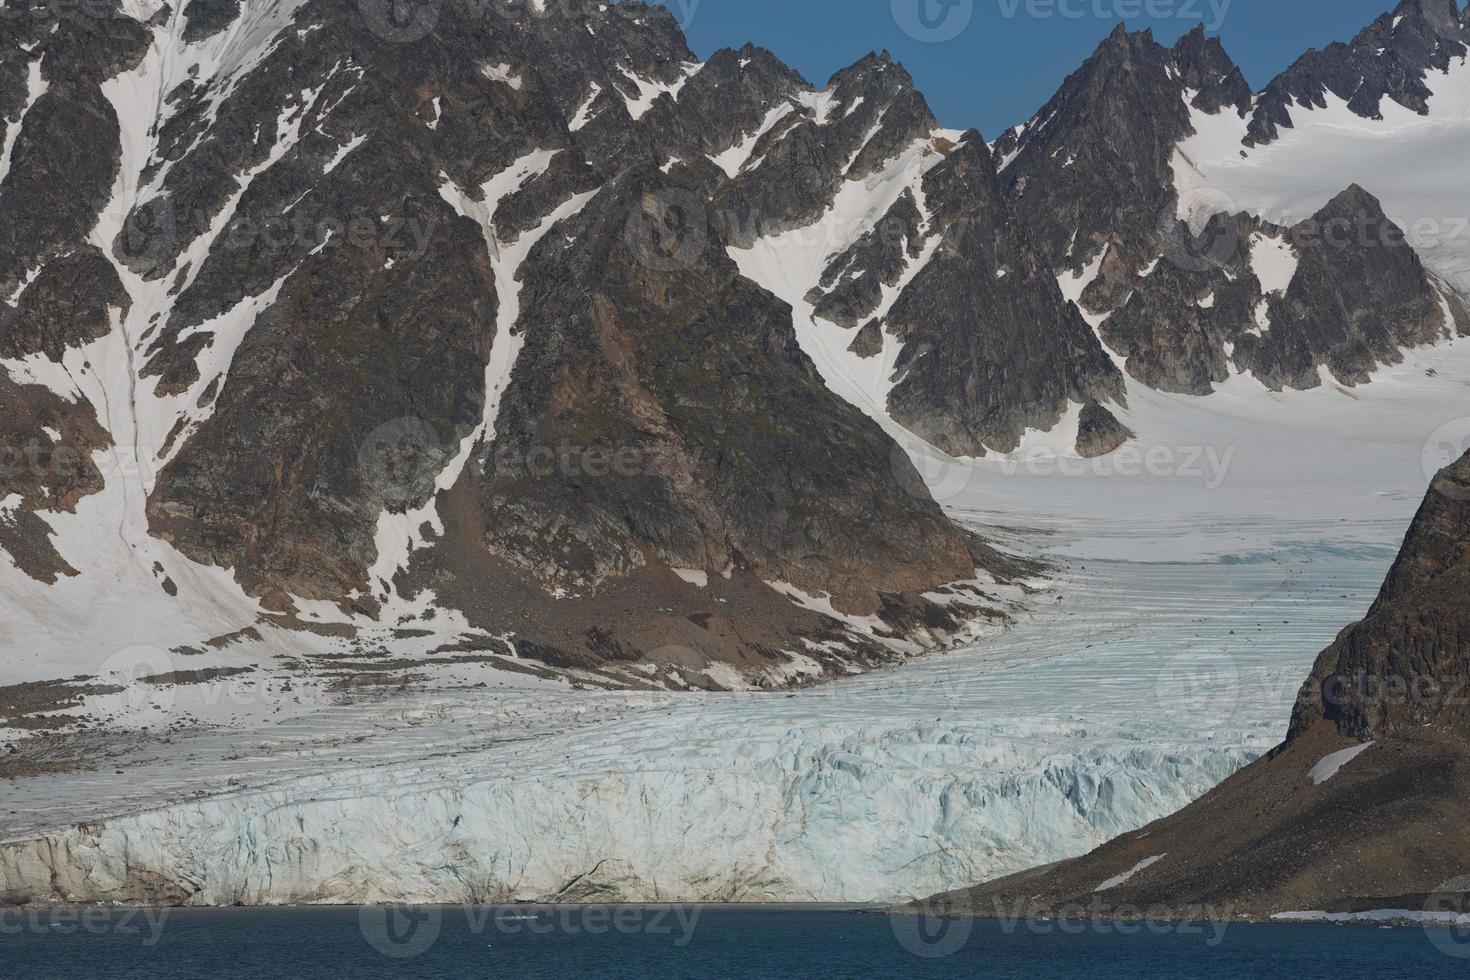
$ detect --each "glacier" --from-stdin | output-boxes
[5,332,1468,904]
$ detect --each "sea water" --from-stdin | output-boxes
[1,906,1467,978]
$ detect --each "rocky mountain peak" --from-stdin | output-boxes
[836,49,901,76]
[720,41,803,80]
[0,0,1025,685]
[1318,181,1383,214]
[1396,0,1466,34]
[994,25,1196,273]
[919,449,1470,921]
[1171,24,1252,115]
[1246,0,1470,144]
[4,0,1468,689]
[825,49,927,112]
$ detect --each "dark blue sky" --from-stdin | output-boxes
[649,0,1409,135]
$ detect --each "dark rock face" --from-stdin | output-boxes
[997,21,1466,397]
[135,0,554,607]
[1074,402,1133,459]
[643,44,808,169]
[848,320,883,358]
[181,0,243,42]
[914,451,1470,919]
[884,136,1123,455]
[454,168,975,616]
[1290,450,1470,739]
[1099,212,1258,394]
[712,52,941,247]
[1172,24,1253,116]
[993,26,1246,279]
[1246,0,1470,146]
[0,247,124,361]
[1101,189,1463,394]
[0,371,110,583]
[0,8,148,355]
[4,0,1468,678]
[1235,185,1458,389]
[808,189,924,329]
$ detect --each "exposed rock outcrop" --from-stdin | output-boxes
[1074,403,1133,459]
[993,25,1247,280]
[994,22,1467,396]
[914,451,1470,919]
[884,135,1124,455]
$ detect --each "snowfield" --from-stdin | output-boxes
[1175,54,1470,297]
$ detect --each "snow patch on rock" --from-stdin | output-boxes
[1307,741,1375,785]
[1094,854,1166,892]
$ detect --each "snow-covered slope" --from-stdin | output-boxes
[1176,54,1470,296]
[0,2,295,684]
[728,132,957,429]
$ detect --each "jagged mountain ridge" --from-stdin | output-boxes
[0,0,1466,688]
[0,0,1024,689]
[996,4,1470,395]
[1247,0,1470,145]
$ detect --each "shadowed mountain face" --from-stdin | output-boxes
[993,25,1250,279]
[882,135,1123,456]
[914,451,1470,919]
[0,0,1026,683]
